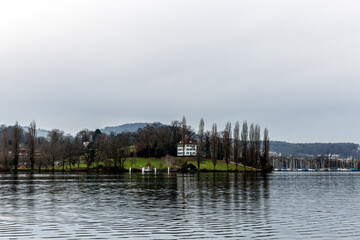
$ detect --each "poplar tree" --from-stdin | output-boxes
[48,129,64,173]
[223,122,232,171]
[241,121,248,171]
[1,126,9,170]
[28,121,37,173]
[261,128,270,172]
[63,135,75,171]
[197,118,204,169]
[12,122,21,173]
[233,121,240,171]
[210,123,218,171]
[254,124,261,168]
[249,123,255,168]
[204,131,211,158]
[181,116,187,156]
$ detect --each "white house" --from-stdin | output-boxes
[177,139,197,157]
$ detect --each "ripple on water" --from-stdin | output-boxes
[0,172,359,238]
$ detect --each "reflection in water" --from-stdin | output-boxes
[11,173,19,193]
[0,172,358,238]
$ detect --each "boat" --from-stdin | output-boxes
[297,168,308,171]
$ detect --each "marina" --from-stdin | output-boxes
[274,168,360,172]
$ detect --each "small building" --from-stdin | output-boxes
[177,139,197,157]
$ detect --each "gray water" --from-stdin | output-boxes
[0,172,359,239]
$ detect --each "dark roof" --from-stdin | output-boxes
[177,139,196,145]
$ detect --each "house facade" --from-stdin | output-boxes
[177,139,197,157]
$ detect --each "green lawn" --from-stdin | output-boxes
[189,159,247,171]
[52,157,254,171]
[125,157,252,171]
[124,158,171,169]
[54,163,88,170]
[53,158,168,170]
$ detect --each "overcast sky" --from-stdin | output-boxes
[1,0,360,143]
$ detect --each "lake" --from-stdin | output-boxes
[0,172,359,239]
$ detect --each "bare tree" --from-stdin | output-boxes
[134,121,192,158]
[105,132,117,167]
[94,132,107,169]
[73,135,83,168]
[37,137,50,172]
[210,123,218,171]
[181,116,187,156]
[170,120,181,156]
[163,154,176,168]
[63,135,75,171]
[27,120,37,173]
[116,132,131,170]
[254,124,261,168]
[1,126,9,170]
[12,122,21,172]
[223,122,232,171]
[197,118,204,169]
[249,123,255,168]
[261,128,270,172]
[76,129,95,170]
[48,129,64,172]
[106,132,130,170]
[233,121,240,171]
[204,131,211,158]
[136,126,153,158]
[217,136,223,161]
[241,121,248,171]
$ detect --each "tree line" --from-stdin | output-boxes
[0,117,271,172]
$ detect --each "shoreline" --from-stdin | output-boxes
[0,167,262,174]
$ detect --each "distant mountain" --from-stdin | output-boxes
[19,122,164,138]
[22,126,50,138]
[270,141,360,159]
[101,122,163,135]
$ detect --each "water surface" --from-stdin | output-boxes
[0,172,359,239]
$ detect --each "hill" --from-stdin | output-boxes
[270,141,360,159]
[22,126,50,138]
[100,122,163,135]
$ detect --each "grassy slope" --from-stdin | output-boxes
[52,157,254,171]
[125,157,251,171]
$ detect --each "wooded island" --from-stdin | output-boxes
[0,117,271,173]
